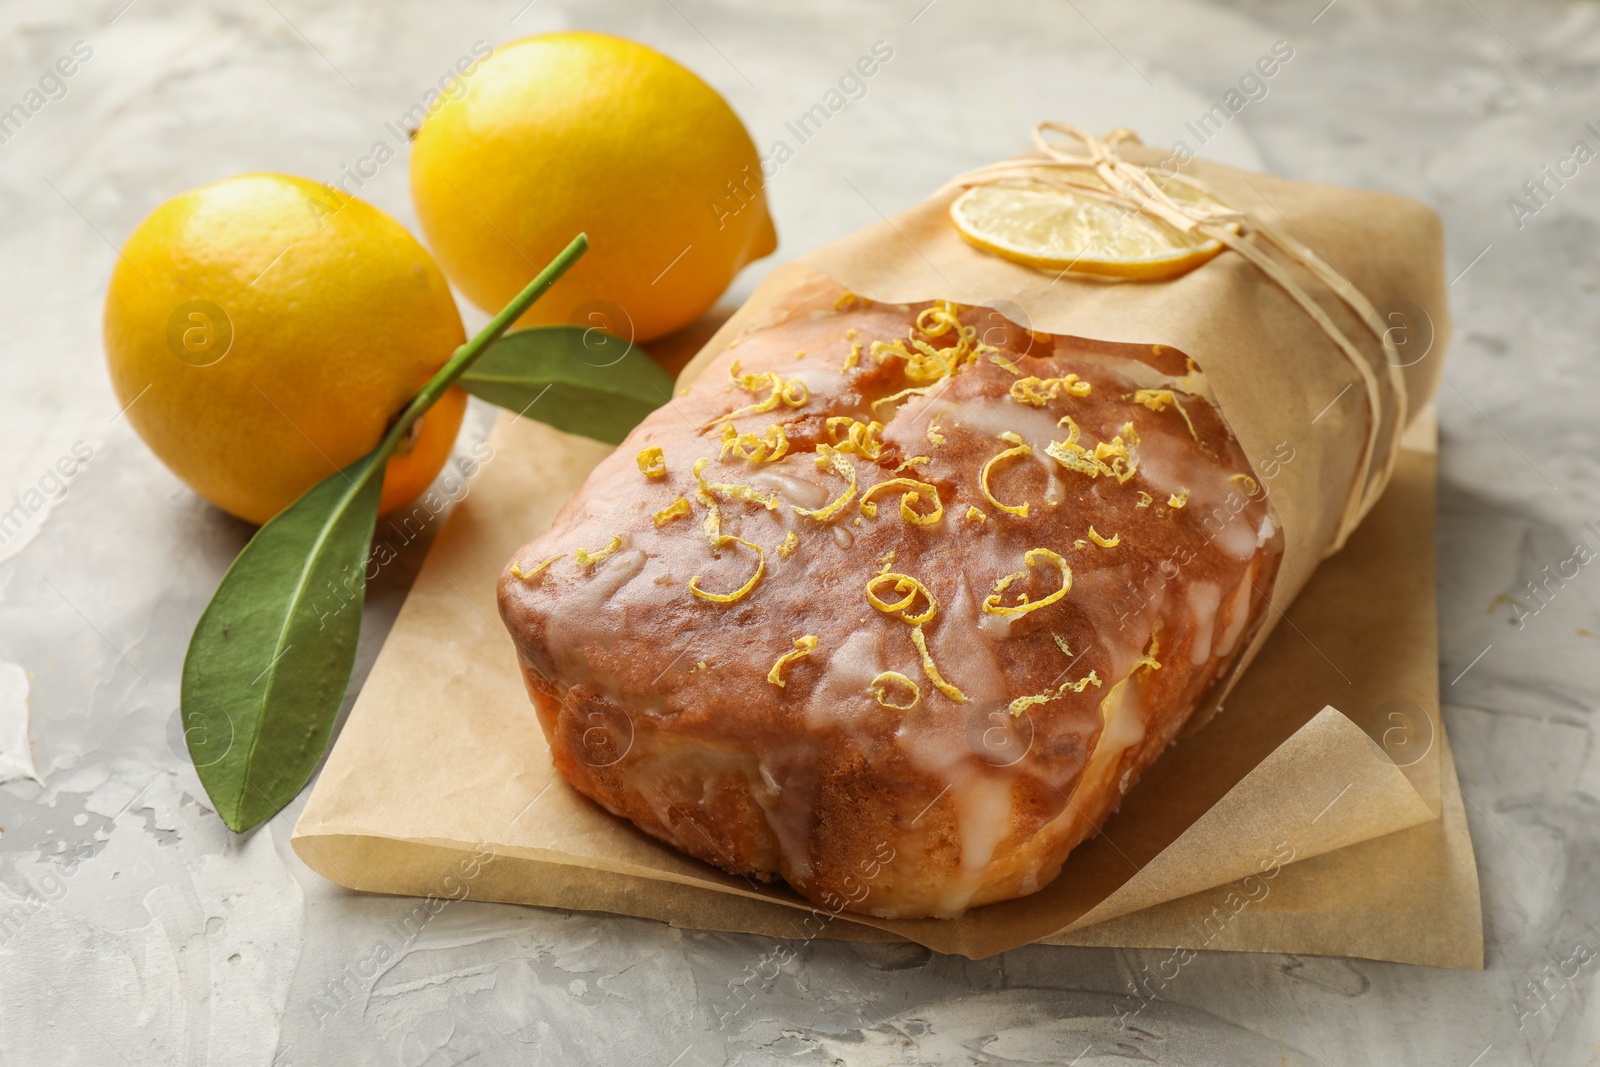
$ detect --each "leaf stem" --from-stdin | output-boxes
[374,233,590,464]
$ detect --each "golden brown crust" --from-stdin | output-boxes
[498,285,1282,918]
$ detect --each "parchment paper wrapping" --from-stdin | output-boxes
[292,147,1479,964]
[291,407,1479,966]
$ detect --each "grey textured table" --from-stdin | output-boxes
[1,1,1596,1063]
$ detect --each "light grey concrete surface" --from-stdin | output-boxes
[1,0,1597,1063]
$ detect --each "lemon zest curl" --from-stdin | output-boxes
[653,497,691,526]
[841,327,863,371]
[870,671,921,711]
[693,457,779,511]
[574,534,622,567]
[705,360,808,428]
[509,554,560,580]
[719,422,789,463]
[866,571,938,625]
[1132,632,1162,676]
[980,431,1033,517]
[688,534,765,603]
[767,635,818,687]
[1008,670,1102,717]
[637,446,666,478]
[791,444,857,523]
[826,416,885,459]
[1130,388,1199,442]
[911,623,968,703]
[1011,375,1091,407]
[685,494,767,603]
[982,547,1072,618]
[1045,417,1140,484]
[860,478,943,527]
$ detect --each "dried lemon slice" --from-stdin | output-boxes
[949,174,1232,280]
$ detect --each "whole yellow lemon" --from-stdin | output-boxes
[411,32,776,343]
[103,174,468,526]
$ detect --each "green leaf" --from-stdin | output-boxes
[459,325,675,444]
[182,455,384,831]
[180,235,591,832]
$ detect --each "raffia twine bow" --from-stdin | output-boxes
[949,122,1409,550]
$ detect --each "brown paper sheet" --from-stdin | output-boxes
[292,402,1482,966]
